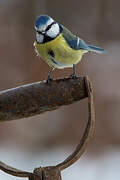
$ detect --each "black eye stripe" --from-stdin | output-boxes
[46,21,56,32]
[36,22,56,34]
[36,30,43,35]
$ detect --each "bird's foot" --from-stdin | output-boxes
[69,73,77,79]
[46,67,54,83]
[46,77,52,83]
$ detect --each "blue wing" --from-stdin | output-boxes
[61,25,90,50]
[61,25,104,53]
[65,36,89,50]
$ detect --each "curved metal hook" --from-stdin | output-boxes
[56,76,95,171]
[0,161,34,179]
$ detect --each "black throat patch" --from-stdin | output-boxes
[43,35,54,43]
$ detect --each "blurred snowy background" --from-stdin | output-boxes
[0,0,120,179]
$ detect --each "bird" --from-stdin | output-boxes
[34,15,104,83]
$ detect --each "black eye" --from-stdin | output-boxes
[46,22,56,32]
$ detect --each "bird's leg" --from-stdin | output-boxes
[69,64,77,79]
[46,67,54,83]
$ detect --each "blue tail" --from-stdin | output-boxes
[88,45,105,54]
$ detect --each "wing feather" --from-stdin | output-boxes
[61,25,89,50]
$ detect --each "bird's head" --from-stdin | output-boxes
[34,15,62,44]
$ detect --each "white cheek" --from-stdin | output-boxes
[46,23,59,38]
[46,18,54,27]
[36,33,44,43]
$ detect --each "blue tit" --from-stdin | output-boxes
[34,15,104,82]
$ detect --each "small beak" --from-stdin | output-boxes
[41,31,45,34]
[36,30,46,35]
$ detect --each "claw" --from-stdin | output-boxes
[46,77,52,83]
[69,73,77,79]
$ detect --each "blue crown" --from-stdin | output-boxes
[34,15,50,29]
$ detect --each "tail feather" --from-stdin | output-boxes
[88,45,105,54]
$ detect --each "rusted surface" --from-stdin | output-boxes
[0,77,87,121]
[0,161,34,178]
[0,77,95,180]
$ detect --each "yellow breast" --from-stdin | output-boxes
[34,34,87,69]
